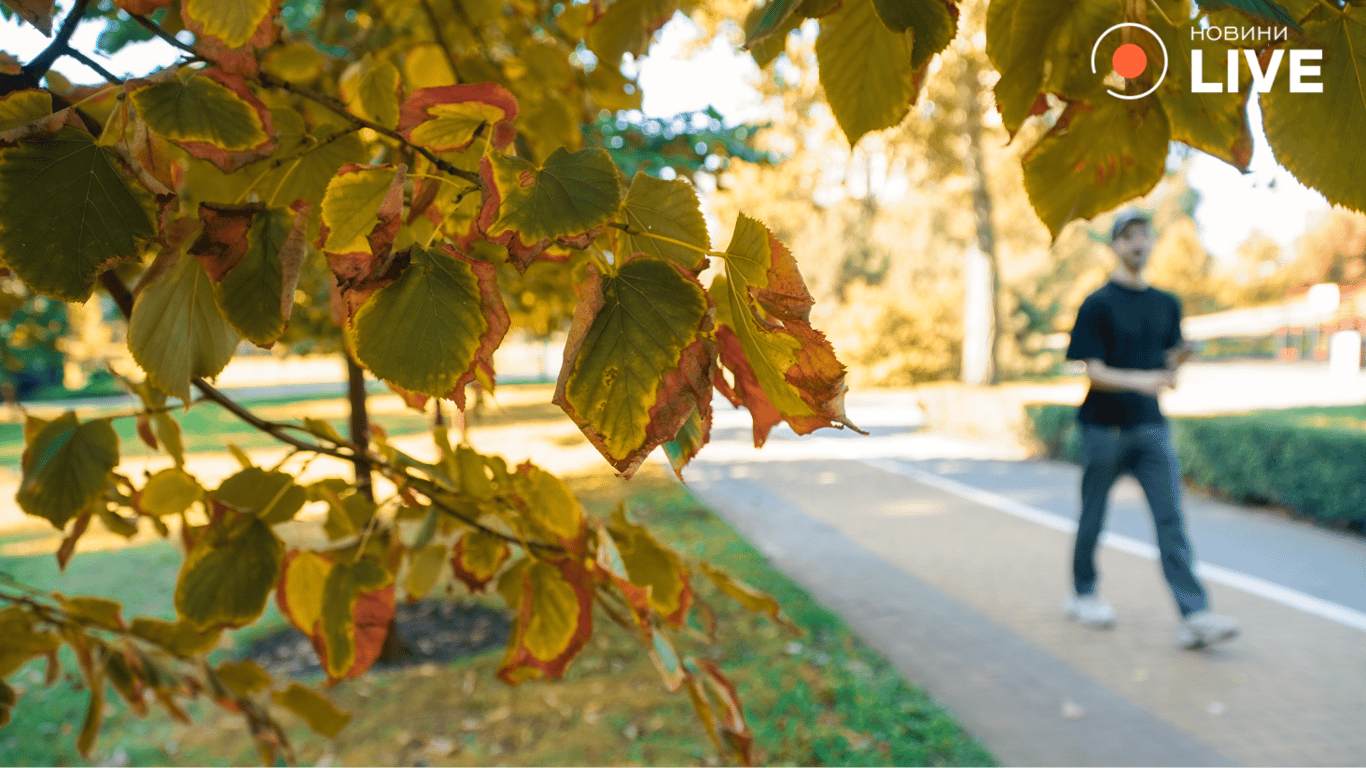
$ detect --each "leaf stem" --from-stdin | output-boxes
[129,13,198,55]
[608,222,728,262]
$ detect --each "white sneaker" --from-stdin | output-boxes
[1177,610,1240,649]
[1066,594,1117,629]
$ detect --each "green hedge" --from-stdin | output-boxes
[1024,403,1366,524]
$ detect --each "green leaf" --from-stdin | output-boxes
[0,606,63,677]
[0,128,156,302]
[137,468,204,518]
[127,616,222,657]
[987,0,1070,134]
[1152,16,1253,171]
[554,257,714,477]
[1260,5,1366,214]
[319,559,394,682]
[175,515,285,631]
[816,0,920,146]
[744,0,802,47]
[616,172,710,271]
[214,660,272,697]
[130,70,276,172]
[745,5,803,68]
[586,0,679,66]
[1021,99,1171,239]
[1039,0,1122,102]
[191,203,310,347]
[1197,0,1303,30]
[17,413,119,529]
[215,467,306,524]
[871,0,958,69]
[182,0,273,47]
[128,252,241,402]
[711,215,857,446]
[272,683,352,738]
[662,404,709,480]
[303,417,346,445]
[347,245,509,404]
[404,543,448,600]
[478,147,623,270]
[0,89,51,133]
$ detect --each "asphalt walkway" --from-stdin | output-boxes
[682,401,1366,767]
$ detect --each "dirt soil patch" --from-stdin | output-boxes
[239,599,513,679]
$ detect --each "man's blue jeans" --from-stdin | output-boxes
[1076,421,1208,617]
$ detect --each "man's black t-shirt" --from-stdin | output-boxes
[1065,281,1183,427]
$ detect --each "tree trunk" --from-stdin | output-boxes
[958,53,1003,386]
[345,352,374,501]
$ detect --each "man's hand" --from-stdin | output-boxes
[1147,370,1177,396]
[1165,341,1195,371]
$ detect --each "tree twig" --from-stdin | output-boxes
[419,0,463,84]
[129,13,198,55]
[64,49,123,85]
[21,0,92,81]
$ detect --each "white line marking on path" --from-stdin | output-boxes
[861,457,1366,634]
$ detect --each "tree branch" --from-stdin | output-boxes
[64,49,123,85]
[419,0,463,84]
[256,72,482,185]
[129,13,199,55]
[20,0,92,81]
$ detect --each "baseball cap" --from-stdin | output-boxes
[1109,208,1152,242]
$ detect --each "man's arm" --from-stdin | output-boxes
[1164,340,1194,371]
[1084,359,1175,397]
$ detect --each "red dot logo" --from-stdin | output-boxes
[1112,43,1148,79]
[1091,23,1168,100]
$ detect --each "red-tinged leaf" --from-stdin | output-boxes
[553,257,716,477]
[450,529,511,592]
[129,69,277,173]
[135,412,158,450]
[345,244,509,408]
[497,558,594,685]
[663,403,710,481]
[189,201,310,347]
[2,0,56,35]
[102,646,149,717]
[76,666,104,760]
[648,629,686,692]
[683,667,723,754]
[476,147,622,271]
[398,83,518,153]
[180,0,280,77]
[114,0,173,14]
[316,559,395,684]
[609,503,693,625]
[320,164,406,283]
[56,509,92,572]
[696,660,756,766]
[592,524,651,634]
[711,216,861,447]
[387,381,430,411]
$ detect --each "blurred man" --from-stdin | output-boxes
[1063,208,1240,650]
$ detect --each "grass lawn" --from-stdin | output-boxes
[0,466,994,767]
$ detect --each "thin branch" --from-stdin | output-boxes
[419,0,463,84]
[256,72,483,185]
[21,0,92,81]
[65,49,123,85]
[129,13,198,55]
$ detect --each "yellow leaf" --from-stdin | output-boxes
[215,659,272,697]
[138,468,204,518]
[0,89,51,134]
[262,42,326,84]
[815,0,918,146]
[279,550,334,634]
[404,44,458,89]
[404,543,448,600]
[272,683,352,737]
[182,0,272,48]
[320,164,400,254]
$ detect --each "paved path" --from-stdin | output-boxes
[681,396,1366,767]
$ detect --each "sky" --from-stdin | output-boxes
[1,11,1331,263]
